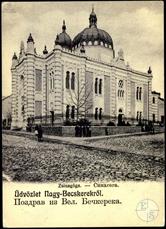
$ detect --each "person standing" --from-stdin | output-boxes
[75,124,79,137]
[38,125,43,142]
[35,124,38,140]
[83,125,86,137]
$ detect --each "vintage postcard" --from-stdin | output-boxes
[2,1,164,227]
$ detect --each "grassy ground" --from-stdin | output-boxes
[2,133,165,182]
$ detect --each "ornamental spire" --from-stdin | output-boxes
[89,6,97,28]
[12,52,18,68]
[20,41,25,53]
[12,52,18,60]
[43,45,48,54]
[19,41,25,59]
[148,66,152,74]
[27,33,34,43]
[92,4,94,13]
[62,20,66,32]
[55,34,60,45]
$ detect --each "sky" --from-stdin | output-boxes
[2,1,164,97]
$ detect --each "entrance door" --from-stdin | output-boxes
[118,108,123,125]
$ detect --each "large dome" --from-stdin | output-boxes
[55,20,72,49]
[73,8,113,49]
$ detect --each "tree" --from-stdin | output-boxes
[66,75,93,121]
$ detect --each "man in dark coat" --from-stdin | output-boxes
[38,125,43,142]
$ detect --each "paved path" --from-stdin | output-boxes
[2,130,156,154]
[2,134,165,182]
[2,129,156,143]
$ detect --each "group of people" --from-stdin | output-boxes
[75,125,91,137]
[35,124,43,141]
[141,121,155,133]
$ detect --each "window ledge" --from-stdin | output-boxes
[95,94,103,97]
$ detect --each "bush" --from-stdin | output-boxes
[77,118,91,126]
[107,121,115,126]
[64,120,74,126]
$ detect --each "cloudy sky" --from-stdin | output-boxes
[2,1,164,97]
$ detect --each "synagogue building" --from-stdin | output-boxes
[11,8,164,129]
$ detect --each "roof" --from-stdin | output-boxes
[73,8,113,49]
[152,91,161,95]
[55,20,72,50]
[159,97,164,101]
[2,95,12,101]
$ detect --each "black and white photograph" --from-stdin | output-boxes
[2,1,164,227]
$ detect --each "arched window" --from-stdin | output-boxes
[118,90,124,97]
[153,97,155,104]
[99,79,102,94]
[95,107,98,120]
[139,87,142,100]
[22,105,25,114]
[153,114,155,122]
[50,78,54,90]
[71,73,75,90]
[95,78,98,94]
[66,105,70,119]
[66,71,70,89]
[20,75,24,80]
[50,78,52,90]
[53,78,55,89]
[99,108,102,120]
[71,106,75,119]
[136,87,139,100]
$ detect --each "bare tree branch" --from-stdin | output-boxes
[66,77,93,120]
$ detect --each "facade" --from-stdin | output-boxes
[11,9,163,129]
[2,95,12,128]
[151,91,164,123]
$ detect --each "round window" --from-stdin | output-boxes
[118,80,123,88]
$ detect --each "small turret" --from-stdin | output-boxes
[34,48,37,54]
[55,34,60,45]
[26,33,35,54]
[80,44,85,54]
[148,66,152,74]
[11,52,18,68]
[54,34,62,50]
[27,33,34,43]
[89,5,97,28]
[43,45,48,55]
[19,41,25,59]
[118,48,124,61]
[62,20,66,32]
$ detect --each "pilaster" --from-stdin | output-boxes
[26,54,35,118]
[110,68,116,118]
[11,67,17,128]
[53,50,62,117]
